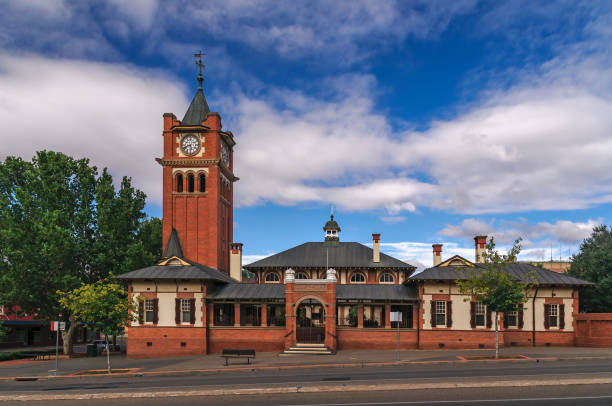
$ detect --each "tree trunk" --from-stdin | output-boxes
[105,334,111,374]
[495,311,499,359]
[61,318,77,355]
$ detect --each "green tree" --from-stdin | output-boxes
[0,151,153,354]
[59,278,136,373]
[135,217,163,266]
[456,238,530,359]
[568,225,612,312]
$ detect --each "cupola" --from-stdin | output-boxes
[323,213,341,242]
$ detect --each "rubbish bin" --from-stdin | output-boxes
[86,343,97,357]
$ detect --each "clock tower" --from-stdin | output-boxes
[157,62,237,274]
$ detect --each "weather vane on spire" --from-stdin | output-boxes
[194,50,205,88]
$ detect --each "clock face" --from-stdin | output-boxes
[181,134,199,155]
[221,141,229,166]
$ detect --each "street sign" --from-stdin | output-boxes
[390,312,402,322]
[51,321,66,331]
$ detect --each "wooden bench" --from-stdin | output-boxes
[221,349,256,366]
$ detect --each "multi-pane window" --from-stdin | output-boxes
[145,299,154,323]
[379,273,394,283]
[295,272,308,280]
[267,305,285,326]
[548,304,558,327]
[350,273,366,283]
[181,299,191,323]
[506,310,518,327]
[475,302,486,326]
[435,301,446,326]
[265,272,280,283]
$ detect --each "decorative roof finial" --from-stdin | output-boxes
[194,50,205,89]
[331,205,334,220]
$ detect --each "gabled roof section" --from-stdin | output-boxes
[438,255,475,268]
[244,242,416,271]
[411,262,594,286]
[116,227,233,283]
[163,228,184,259]
[115,257,233,283]
[181,85,210,126]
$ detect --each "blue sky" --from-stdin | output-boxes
[1,1,611,269]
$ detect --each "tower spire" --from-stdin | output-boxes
[181,50,211,126]
[194,50,204,90]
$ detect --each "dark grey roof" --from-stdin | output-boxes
[411,262,594,286]
[116,258,233,283]
[244,242,416,271]
[207,283,285,300]
[163,228,184,258]
[337,284,418,301]
[181,85,210,126]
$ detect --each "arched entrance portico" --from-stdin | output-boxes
[296,299,325,344]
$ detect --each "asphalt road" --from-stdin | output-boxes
[2,358,612,395]
[3,384,612,405]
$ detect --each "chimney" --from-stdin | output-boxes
[372,233,381,263]
[474,236,487,263]
[229,243,243,281]
[432,244,443,266]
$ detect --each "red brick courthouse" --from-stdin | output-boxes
[117,72,597,358]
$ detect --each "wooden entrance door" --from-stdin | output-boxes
[296,299,325,344]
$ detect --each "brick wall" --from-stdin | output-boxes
[208,327,285,353]
[127,326,206,358]
[575,313,612,347]
[337,328,417,350]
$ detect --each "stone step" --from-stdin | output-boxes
[280,345,334,355]
[279,350,334,355]
[295,343,327,348]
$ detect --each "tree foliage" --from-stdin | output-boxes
[568,225,612,312]
[58,278,136,372]
[456,237,531,358]
[0,151,159,352]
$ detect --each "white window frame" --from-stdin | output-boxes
[379,273,394,284]
[435,301,446,326]
[506,310,518,327]
[145,299,154,323]
[181,299,191,323]
[475,302,486,327]
[350,273,366,283]
[549,304,558,328]
[265,272,280,283]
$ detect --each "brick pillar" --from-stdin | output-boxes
[261,304,267,327]
[234,303,240,327]
[285,277,296,349]
[325,280,337,351]
[385,305,391,328]
[358,304,364,329]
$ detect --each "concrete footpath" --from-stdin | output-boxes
[0,346,611,379]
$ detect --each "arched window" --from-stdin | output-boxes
[350,272,366,283]
[295,272,308,280]
[379,273,394,283]
[199,174,206,193]
[265,272,280,283]
[187,174,194,193]
[176,174,183,193]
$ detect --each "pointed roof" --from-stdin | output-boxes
[163,228,184,258]
[181,76,210,126]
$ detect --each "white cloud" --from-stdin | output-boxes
[0,54,187,203]
[440,218,600,245]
